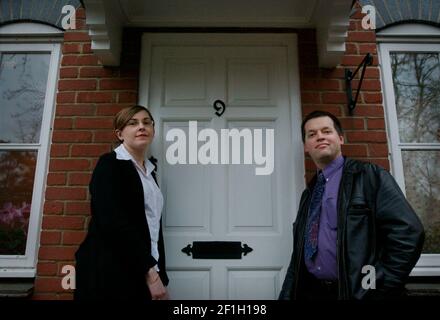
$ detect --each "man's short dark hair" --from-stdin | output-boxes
[301,110,343,142]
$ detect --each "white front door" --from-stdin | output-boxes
[140,34,304,299]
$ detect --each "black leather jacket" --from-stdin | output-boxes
[279,158,425,300]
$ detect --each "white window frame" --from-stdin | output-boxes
[0,23,62,277]
[377,24,440,276]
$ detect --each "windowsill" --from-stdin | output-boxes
[0,268,36,278]
[411,261,440,277]
[407,276,440,296]
[410,269,440,276]
[0,278,34,299]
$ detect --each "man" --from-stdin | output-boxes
[279,110,424,300]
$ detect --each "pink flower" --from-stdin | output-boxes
[0,201,31,231]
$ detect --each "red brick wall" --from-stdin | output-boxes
[34,7,142,299]
[33,4,388,298]
[297,5,388,183]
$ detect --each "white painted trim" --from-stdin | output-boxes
[0,268,36,278]
[376,23,440,43]
[141,33,300,47]
[313,0,352,68]
[0,23,63,36]
[0,144,40,150]
[411,267,440,277]
[377,23,440,37]
[0,42,61,276]
[412,254,440,276]
[378,41,440,274]
[125,17,313,28]
[84,0,351,67]
[415,254,440,266]
[0,23,63,44]
[376,37,440,43]
[84,0,126,66]
[396,144,440,150]
[377,43,406,187]
[284,34,307,224]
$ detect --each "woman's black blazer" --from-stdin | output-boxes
[74,151,168,300]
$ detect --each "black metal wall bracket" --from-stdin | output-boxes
[345,53,373,115]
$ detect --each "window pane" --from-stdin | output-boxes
[390,52,440,143]
[0,53,50,143]
[0,151,37,255]
[402,150,440,253]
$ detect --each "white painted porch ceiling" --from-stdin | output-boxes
[83,0,352,67]
[118,0,317,27]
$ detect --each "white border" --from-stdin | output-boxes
[378,39,440,276]
[0,23,63,37]
[377,23,440,42]
[0,39,61,277]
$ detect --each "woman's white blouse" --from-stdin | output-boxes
[114,144,164,269]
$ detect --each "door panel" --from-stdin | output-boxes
[227,121,276,230]
[228,270,280,300]
[227,58,277,107]
[162,121,211,232]
[163,57,214,107]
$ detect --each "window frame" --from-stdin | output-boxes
[378,25,440,276]
[0,23,62,277]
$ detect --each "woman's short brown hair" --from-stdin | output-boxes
[113,105,155,132]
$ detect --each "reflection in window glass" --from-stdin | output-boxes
[390,52,440,143]
[0,53,50,143]
[402,151,440,253]
[0,151,37,255]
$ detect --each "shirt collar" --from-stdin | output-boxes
[321,155,344,180]
[114,144,154,176]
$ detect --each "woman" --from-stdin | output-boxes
[74,105,169,300]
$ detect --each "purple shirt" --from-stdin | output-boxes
[305,155,344,280]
